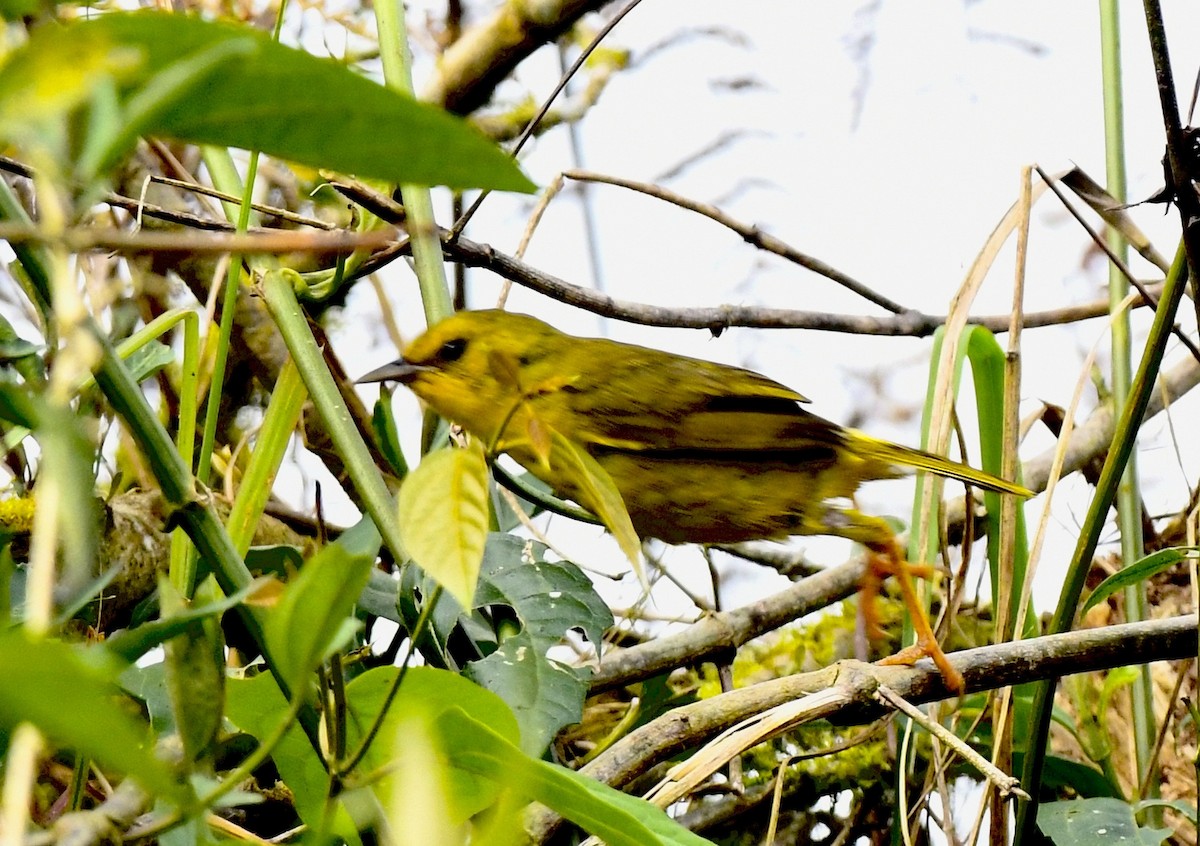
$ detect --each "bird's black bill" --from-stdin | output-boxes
[356,359,426,384]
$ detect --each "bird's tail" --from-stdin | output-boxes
[849,432,1032,497]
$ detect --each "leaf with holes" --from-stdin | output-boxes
[1038,797,1171,846]
[465,535,612,754]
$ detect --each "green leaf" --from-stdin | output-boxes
[225,672,341,835]
[122,339,177,385]
[119,661,174,736]
[349,667,710,844]
[78,34,257,180]
[345,666,520,824]
[466,628,582,757]
[1133,799,1197,825]
[547,429,644,584]
[31,404,100,600]
[0,0,61,18]
[1080,547,1199,616]
[160,576,225,765]
[0,12,535,192]
[105,579,259,664]
[465,535,612,754]
[0,378,39,429]
[0,629,185,802]
[0,337,40,363]
[358,567,404,623]
[371,388,409,478]
[244,544,306,578]
[1031,754,1122,800]
[438,707,715,846]
[921,325,1033,638]
[491,469,549,532]
[397,442,489,608]
[0,22,139,156]
[384,709,490,846]
[264,538,375,691]
[1039,798,1172,846]
[357,536,611,749]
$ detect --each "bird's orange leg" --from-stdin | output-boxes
[831,505,964,693]
[866,535,965,693]
[816,505,965,693]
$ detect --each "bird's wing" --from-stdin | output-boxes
[543,347,846,456]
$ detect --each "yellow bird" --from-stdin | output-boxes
[361,309,1030,691]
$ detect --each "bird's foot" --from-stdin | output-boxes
[862,539,965,695]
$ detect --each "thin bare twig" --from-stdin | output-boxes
[332,176,1168,336]
[450,0,647,237]
[563,169,908,315]
[875,685,1029,800]
[1037,165,1200,362]
[0,224,397,256]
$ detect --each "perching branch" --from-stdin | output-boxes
[531,614,1198,843]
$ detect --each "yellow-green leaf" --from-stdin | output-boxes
[398,442,489,607]
[547,430,645,586]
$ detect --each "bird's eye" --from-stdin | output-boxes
[438,338,467,362]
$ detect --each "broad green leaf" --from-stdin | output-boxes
[0,629,185,802]
[264,537,375,691]
[345,666,519,823]
[1013,752,1121,800]
[397,442,489,607]
[548,429,644,584]
[474,536,611,654]
[385,712,481,846]
[439,707,715,846]
[1081,547,1198,616]
[466,628,581,756]
[78,35,257,181]
[225,672,365,846]
[1039,798,1172,846]
[465,535,612,754]
[0,12,534,192]
[360,535,610,748]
